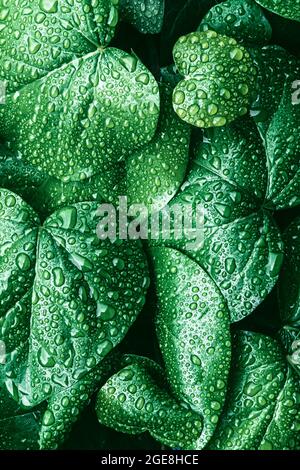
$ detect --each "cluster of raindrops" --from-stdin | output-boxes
[148,110,285,322]
[0,0,299,453]
[172,30,257,128]
[265,78,300,209]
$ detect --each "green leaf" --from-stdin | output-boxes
[151,247,231,448]
[0,2,160,183]
[254,0,300,22]
[199,0,272,46]
[0,189,149,446]
[172,30,257,128]
[127,84,190,212]
[120,0,165,34]
[265,80,300,209]
[208,331,300,450]
[95,355,203,448]
[150,117,283,322]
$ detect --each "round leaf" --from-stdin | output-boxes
[172,31,257,128]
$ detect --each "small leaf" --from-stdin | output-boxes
[151,247,231,448]
[200,0,272,46]
[172,31,257,128]
[95,355,203,448]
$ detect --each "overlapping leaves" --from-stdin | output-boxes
[126,84,191,212]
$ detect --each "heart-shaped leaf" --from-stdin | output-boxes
[0,1,160,184]
[149,117,284,322]
[0,189,149,446]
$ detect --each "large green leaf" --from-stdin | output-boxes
[172,30,257,128]
[0,189,149,447]
[149,117,283,322]
[207,331,300,450]
[254,0,300,22]
[127,84,190,212]
[199,0,272,46]
[151,247,231,448]
[95,355,203,448]
[119,0,165,34]
[0,1,160,184]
